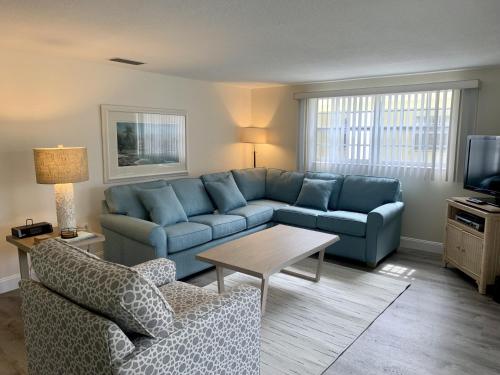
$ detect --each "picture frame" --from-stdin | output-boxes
[100,104,188,183]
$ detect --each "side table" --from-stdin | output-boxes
[6,228,105,280]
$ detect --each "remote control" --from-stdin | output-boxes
[466,198,487,205]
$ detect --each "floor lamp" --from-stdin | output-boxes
[240,127,267,168]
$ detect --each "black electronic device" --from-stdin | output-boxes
[464,135,500,207]
[11,219,53,239]
[455,212,485,232]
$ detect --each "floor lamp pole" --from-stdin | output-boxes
[253,143,257,168]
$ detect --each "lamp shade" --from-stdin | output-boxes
[240,127,267,144]
[33,146,89,184]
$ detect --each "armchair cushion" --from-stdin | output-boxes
[317,210,368,237]
[159,281,218,314]
[231,167,267,200]
[189,214,246,239]
[203,173,247,214]
[295,178,337,211]
[132,258,177,286]
[164,222,212,253]
[266,168,305,204]
[31,239,174,339]
[137,185,188,226]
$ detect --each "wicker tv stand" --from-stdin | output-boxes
[443,197,500,294]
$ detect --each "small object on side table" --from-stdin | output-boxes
[33,234,52,244]
[5,227,105,280]
[60,227,78,239]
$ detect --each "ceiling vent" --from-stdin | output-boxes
[109,58,145,65]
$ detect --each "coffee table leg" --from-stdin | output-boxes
[315,248,325,282]
[216,266,225,293]
[260,277,269,315]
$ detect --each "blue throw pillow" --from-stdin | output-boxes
[295,178,337,211]
[204,174,247,214]
[137,185,188,226]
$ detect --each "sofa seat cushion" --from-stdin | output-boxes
[31,239,174,339]
[266,169,305,204]
[164,222,212,254]
[274,206,322,229]
[248,199,290,211]
[159,281,218,315]
[317,210,368,237]
[228,205,273,228]
[338,175,400,213]
[189,214,247,239]
[170,178,215,216]
[231,168,267,201]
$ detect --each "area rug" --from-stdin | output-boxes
[204,258,410,375]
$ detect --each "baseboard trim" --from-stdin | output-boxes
[400,236,443,254]
[0,273,20,294]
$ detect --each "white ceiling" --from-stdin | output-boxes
[2,0,500,85]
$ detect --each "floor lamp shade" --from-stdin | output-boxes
[240,127,267,168]
[240,127,267,144]
[33,146,89,231]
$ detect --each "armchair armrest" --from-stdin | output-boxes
[100,214,166,250]
[368,201,404,228]
[131,258,176,286]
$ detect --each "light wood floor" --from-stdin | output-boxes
[1,248,499,375]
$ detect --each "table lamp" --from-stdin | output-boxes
[33,145,89,237]
[240,127,267,168]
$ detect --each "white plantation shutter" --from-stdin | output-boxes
[298,84,477,181]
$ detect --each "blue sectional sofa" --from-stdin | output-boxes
[100,168,404,279]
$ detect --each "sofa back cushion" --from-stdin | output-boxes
[137,185,188,226]
[305,172,344,210]
[231,168,266,201]
[338,175,401,213]
[104,180,167,220]
[266,168,304,204]
[202,172,247,213]
[31,239,174,339]
[170,178,215,217]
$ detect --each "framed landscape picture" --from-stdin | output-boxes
[100,105,188,183]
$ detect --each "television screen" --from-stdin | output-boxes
[464,136,500,197]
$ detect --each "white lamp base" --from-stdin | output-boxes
[54,183,76,229]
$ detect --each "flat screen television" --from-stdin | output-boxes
[464,135,500,206]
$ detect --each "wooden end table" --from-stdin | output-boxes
[196,224,339,314]
[6,228,105,280]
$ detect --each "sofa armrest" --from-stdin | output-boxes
[367,201,404,228]
[131,258,176,286]
[100,214,167,250]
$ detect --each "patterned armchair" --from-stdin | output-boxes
[20,239,261,375]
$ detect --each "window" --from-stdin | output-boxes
[301,89,460,180]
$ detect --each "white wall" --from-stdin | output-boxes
[0,49,252,290]
[251,67,500,244]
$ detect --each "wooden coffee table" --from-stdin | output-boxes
[196,224,339,313]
